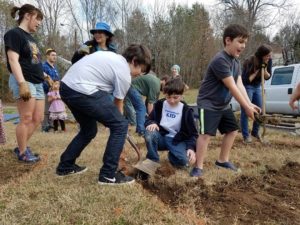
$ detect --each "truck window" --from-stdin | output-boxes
[271,67,294,85]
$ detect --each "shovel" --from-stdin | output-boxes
[260,64,267,138]
[134,159,160,176]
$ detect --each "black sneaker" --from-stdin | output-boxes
[98,171,135,185]
[56,164,87,176]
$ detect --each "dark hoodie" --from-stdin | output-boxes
[71,39,117,64]
[145,98,198,151]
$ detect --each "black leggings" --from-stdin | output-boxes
[53,120,65,131]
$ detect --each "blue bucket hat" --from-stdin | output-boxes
[90,22,114,37]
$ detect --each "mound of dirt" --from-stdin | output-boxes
[142,161,300,225]
[155,162,176,177]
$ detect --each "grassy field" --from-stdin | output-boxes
[1,90,300,225]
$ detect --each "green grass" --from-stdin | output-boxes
[159,88,198,104]
[183,88,198,104]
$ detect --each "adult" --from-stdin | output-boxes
[41,48,60,132]
[56,44,151,185]
[71,21,116,64]
[240,44,272,143]
[170,64,189,90]
[4,4,45,163]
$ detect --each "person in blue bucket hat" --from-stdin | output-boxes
[71,21,116,64]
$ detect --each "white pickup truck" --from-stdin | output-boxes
[230,63,300,116]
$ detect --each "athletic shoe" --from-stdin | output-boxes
[243,136,252,144]
[56,164,88,176]
[18,148,40,163]
[98,171,135,185]
[14,147,39,157]
[251,133,263,142]
[190,167,203,177]
[215,161,238,171]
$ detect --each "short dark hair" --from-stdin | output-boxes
[163,77,185,95]
[11,4,43,25]
[46,48,56,55]
[223,24,249,46]
[122,44,152,74]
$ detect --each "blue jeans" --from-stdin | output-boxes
[124,96,136,126]
[57,83,128,178]
[126,87,146,135]
[144,130,188,167]
[240,84,262,138]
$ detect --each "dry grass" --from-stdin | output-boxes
[1,93,300,225]
[159,88,198,104]
[1,122,195,225]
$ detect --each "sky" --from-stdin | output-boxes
[146,0,217,7]
[144,0,300,39]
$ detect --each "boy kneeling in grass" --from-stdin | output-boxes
[190,24,261,177]
[144,78,198,170]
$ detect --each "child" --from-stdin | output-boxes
[56,44,151,186]
[125,71,162,136]
[48,81,67,132]
[144,78,198,169]
[190,24,260,177]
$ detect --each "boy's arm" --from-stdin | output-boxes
[147,102,154,114]
[114,98,124,114]
[237,76,261,113]
[222,76,259,120]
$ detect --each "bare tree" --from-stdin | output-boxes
[113,0,138,48]
[34,0,68,47]
[217,0,291,32]
[273,11,300,64]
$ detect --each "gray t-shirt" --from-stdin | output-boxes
[197,50,241,110]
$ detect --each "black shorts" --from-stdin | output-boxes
[197,108,239,136]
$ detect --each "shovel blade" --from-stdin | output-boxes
[134,159,160,176]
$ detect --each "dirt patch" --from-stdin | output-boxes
[142,161,300,225]
[155,162,176,177]
[0,149,45,186]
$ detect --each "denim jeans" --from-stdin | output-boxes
[240,84,262,138]
[126,87,146,135]
[57,82,128,178]
[144,130,188,167]
[124,96,136,126]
